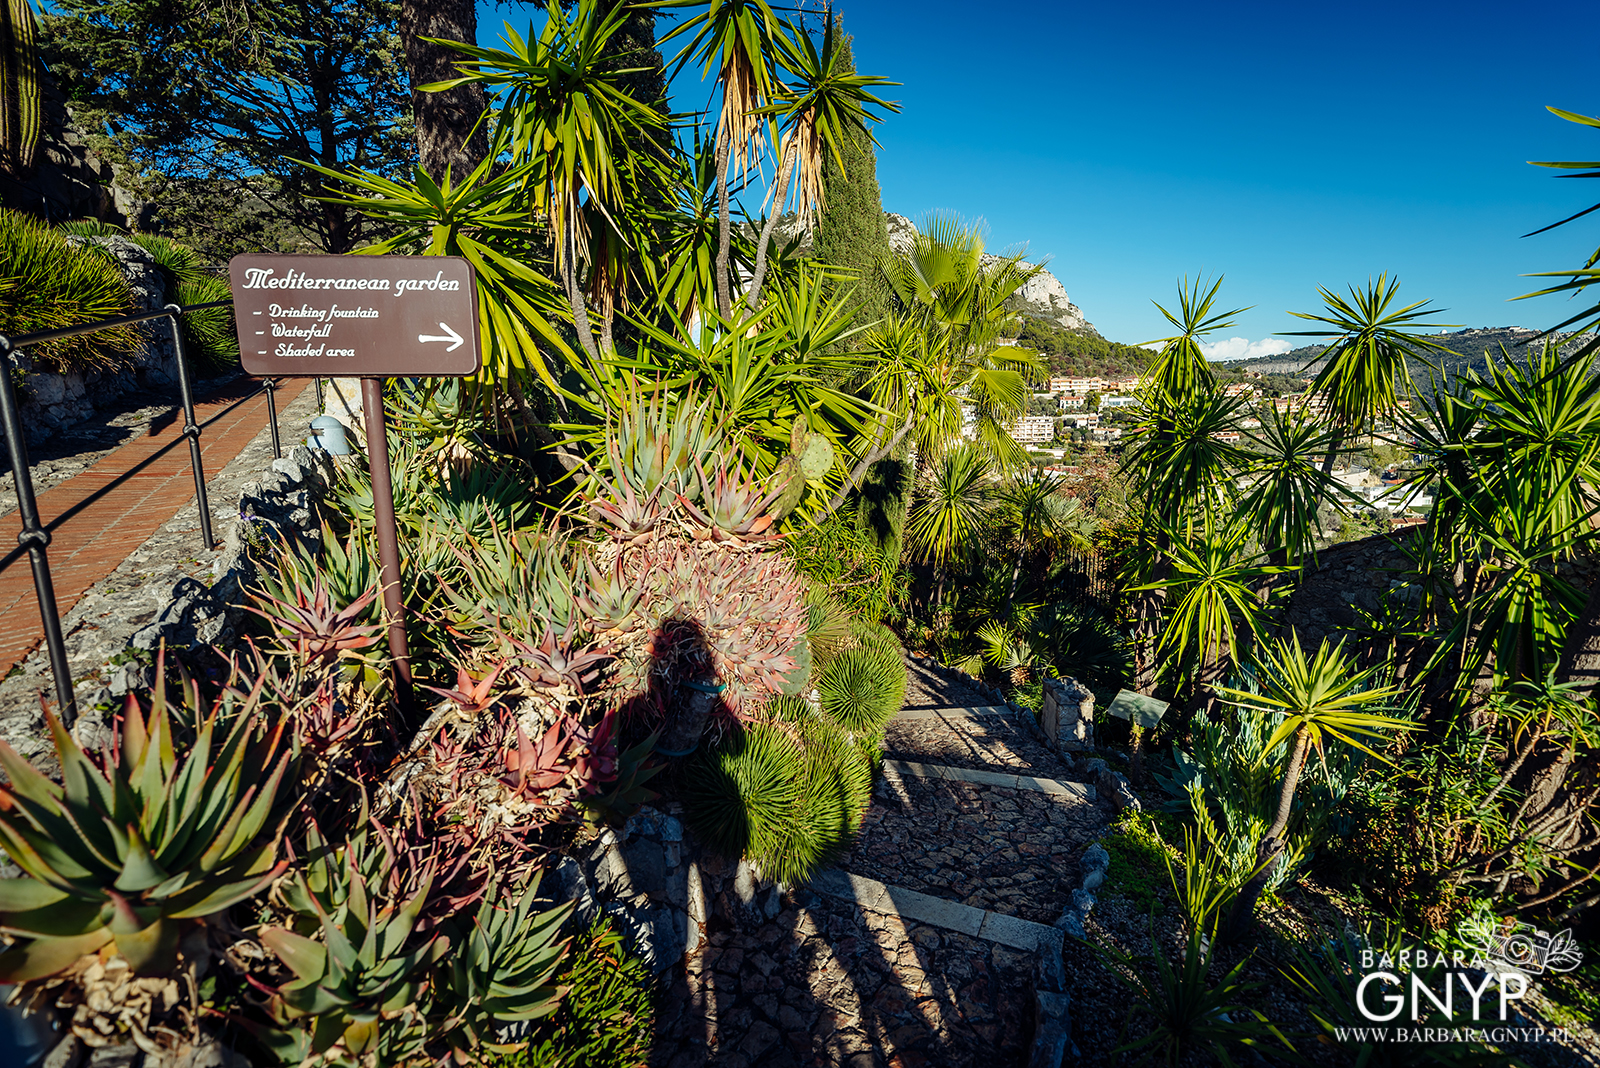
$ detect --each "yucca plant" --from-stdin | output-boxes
[0,665,296,981]
[1220,633,1412,941]
[1107,927,1291,1067]
[432,871,572,1061]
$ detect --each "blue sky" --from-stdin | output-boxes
[481,0,1600,351]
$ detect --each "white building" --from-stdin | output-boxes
[1059,411,1100,429]
[1100,395,1140,409]
[1010,415,1057,444]
[1059,394,1086,410]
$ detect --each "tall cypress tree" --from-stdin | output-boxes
[811,15,892,326]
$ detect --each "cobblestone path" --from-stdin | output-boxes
[651,657,1109,1067]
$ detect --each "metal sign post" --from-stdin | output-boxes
[229,255,480,718]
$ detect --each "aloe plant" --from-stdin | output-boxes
[432,871,572,1060]
[258,836,449,1067]
[0,665,297,981]
[677,458,787,545]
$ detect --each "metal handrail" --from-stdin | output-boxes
[0,296,240,721]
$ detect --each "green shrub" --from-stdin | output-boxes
[817,644,905,733]
[680,721,804,862]
[1099,810,1180,916]
[0,209,139,372]
[56,220,240,370]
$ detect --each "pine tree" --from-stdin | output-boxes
[812,16,893,326]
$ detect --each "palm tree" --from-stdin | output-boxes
[906,444,992,607]
[1284,275,1453,484]
[658,0,784,319]
[991,471,1092,608]
[741,15,899,315]
[877,213,1046,472]
[1219,634,1410,940]
[1133,517,1282,721]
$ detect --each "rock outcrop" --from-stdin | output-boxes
[882,212,1094,334]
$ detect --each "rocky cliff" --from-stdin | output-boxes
[882,212,1095,335]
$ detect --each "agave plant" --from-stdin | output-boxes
[0,666,297,981]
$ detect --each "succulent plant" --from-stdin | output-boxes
[596,388,722,503]
[441,527,580,641]
[575,555,644,634]
[422,662,506,716]
[244,576,384,670]
[790,416,836,480]
[676,459,786,545]
[257,831,449,1067]
[502,624,611,695]
[501,716,577,802]
[0,663,297,981]
[587,474,666,543]
[431,871,572,1060]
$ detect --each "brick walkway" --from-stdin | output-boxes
[0,378,314,675]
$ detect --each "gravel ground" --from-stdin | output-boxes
[839,776,1103,927]
[883,709,1087,784]
[650,888,1036,1068]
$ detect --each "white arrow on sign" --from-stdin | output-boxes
[418,322,465,352]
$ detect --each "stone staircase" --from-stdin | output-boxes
[650,657,1109,1068]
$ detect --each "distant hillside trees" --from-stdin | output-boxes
[1016,316,1152,379]
[811,16,893,325]
[39,0,413,255]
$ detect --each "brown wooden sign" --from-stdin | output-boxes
[228,254,481,377]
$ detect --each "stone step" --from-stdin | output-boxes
[883,759,1095,803]
[884,704,1084,785]
[808,868,1063,954]
[842,765,1105,929]
[893,704,1012,720]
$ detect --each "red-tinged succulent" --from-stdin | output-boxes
[587,473,666,544]
[503,624,611,695]
[502,717,575,801]
[568,710,622,794]
[576,555,644,634]
[244,577,384,668]
[676,459,786,545]
[423,662,506,716]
